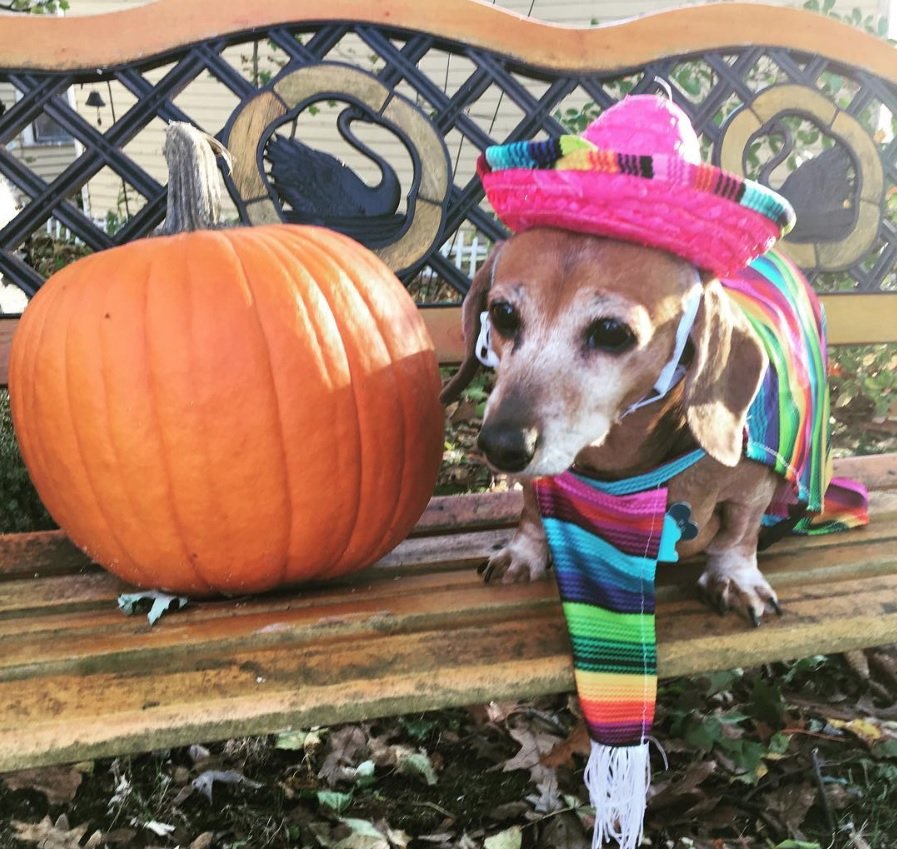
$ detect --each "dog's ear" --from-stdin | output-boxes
[683,279,768,467]
[439,243,503,404]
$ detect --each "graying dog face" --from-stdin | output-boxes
[475,230,699,476]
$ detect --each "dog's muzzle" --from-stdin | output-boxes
[477,422,540,473]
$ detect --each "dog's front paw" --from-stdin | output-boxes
[698,555,781,627]
[479,534,550,584]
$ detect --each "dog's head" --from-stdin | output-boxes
[441,228,767,477]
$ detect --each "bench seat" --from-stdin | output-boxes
[0,453,894,773]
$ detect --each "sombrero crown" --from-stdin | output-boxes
[477,95,796,278]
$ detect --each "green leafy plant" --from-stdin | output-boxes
[0,389,55,533]
[803,0,891,38]
[22,231,92,278]
[0,0,69,12]
[438,369,495,495]
[829,345,897,456]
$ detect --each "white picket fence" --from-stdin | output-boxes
[43,217,83,242]
[436,229,489,277]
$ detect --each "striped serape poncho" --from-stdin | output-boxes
[533,250,868,849]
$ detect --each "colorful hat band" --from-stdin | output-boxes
[479,136,796,238]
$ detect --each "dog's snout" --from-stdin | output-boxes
[478,422,540,473]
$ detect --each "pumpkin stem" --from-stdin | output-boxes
[157,121,233,236]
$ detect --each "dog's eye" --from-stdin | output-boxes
[489,301,520,336]
[585,318,635,353]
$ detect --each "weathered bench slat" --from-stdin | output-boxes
[2,0,895,85]
[0,572,555,676]
[0,480,894,771]
[3,295,897,391]
[2,511,895,657]
[0,539,894,773]
[0,612,573,773]
[1,506,895,633]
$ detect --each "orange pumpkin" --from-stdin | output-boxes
[9,224,444,595]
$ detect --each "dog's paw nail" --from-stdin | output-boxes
[476,561,487,575]
[716,599,728,617]
[749,609,761,628]
[771,599,783,616]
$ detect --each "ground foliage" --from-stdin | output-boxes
[3,650,897,848]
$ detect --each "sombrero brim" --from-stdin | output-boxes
[477,137,795,278]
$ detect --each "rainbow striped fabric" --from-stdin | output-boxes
[533,249,868,756]
[534,451,704,747]
[728,250,869,535]
[480,135,795,234]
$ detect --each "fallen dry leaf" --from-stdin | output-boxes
[526,764,562,813]
[96,829,138,845]
[193,768,263,802]
[143,820,176,837]
[541,720,591,768]
[313,817,383,849]
[503,725,564,773]
[11,815,91,849]
[486,702,523,724]
[319,726,370,785]
[536,811,589,849]
[764,781,818,834]
[844,649,871,680]
[416,832,456,845]
[2,765,83,804]
[827,716,887,747]
[384,823,412,848]
[649,759,717,810]
[483,825,522,849]
[869,649,897,691]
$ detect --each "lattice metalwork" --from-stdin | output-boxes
[1,20,895,309]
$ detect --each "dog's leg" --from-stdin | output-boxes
[481,480,550,583]
[697,479,780,625]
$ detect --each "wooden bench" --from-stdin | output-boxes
[1,0,896,773]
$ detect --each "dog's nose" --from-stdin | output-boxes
[477,423,539,473]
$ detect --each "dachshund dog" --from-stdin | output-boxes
[442,227,790,624]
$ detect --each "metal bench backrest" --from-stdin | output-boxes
[1,0,895,386]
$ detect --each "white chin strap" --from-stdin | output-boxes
[624,277,702,416]
[474,275,703,413]
[475,311,501,368]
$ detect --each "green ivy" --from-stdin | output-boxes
[802,0,892,38]
[1,0,70,12]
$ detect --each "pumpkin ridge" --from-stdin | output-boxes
[101,241,195,590]
[11,263,71,534]
[255,225,365,580]
[59,268,140,575]
[274,227,388,578]
[296,225,434,573]
[220,229,293,588]
[310,230,409,555]
[249,226,363,580]
[93,259,158,587]
[142,239,213,593]
[331,236,442,547]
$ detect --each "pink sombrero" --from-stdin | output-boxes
[477,95,795,278]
